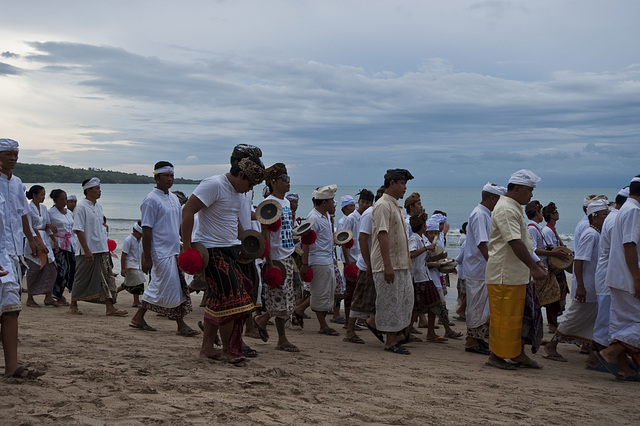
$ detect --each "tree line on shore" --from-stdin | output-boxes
[14,163,199,184]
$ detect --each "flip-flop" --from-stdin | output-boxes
[543,354,568,362]
[318,328,340,336]
[129,322,157,331]
[177,327,200,337]
[485,359,517,370]
[427,336,448,343]
[615,372,640,382]
[293,311,304,329]
[513,360,543,369]
[384,344,410,355]
[330,317,346,324]
[106,310,128,317]
[276,344,300,352]
[343,335,365,344]
[7,366,45,380]
[465,345,490,354]
[242,346,259,357]
[256,323,270,342]
[44,301,61,307]
[585,364,609,373]
[595,351,621,376]
[365,321,385,343]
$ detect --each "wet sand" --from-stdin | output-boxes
[1,280,637,425]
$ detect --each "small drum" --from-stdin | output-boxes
[548,246,574,273]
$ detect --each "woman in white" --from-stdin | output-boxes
[48,189,75,306]
[24,185,58,307]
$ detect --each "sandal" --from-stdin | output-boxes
[318,328,339,336]
[293,311,304,329]
[242,346,259,357]
[129,322,157,331]
[7,366,45,380]
[176,326,200,337]
[444,331,463,339]
[364,321,385,343]
[384,344,410,355]
[276,344,300,352]
[343,335,365,344]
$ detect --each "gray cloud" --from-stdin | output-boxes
[0,61,24,75]
[1,51,20,59]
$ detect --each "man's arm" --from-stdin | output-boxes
[508,239,545,280]
[120,252,129,277]
[573,259,586,302]
[142,227,153,273]
[377,231,394,284]
[478,242,489,261]
[180,195,205,249]
[623,242,640,299]
[359,232,372,279]
[75,230,93,262]
[22,215,39,257]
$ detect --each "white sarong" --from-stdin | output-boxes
[141,256,185,308]
[465,278,490,329]
[373,269,414,333]
[309,264,335,313]
[609,287,640,349]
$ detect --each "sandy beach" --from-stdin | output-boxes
[1,274,637,426]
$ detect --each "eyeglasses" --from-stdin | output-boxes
[278,175,290,182]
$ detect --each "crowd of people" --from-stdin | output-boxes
[1,138,638,382]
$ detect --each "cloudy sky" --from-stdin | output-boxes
[1,0,639,187]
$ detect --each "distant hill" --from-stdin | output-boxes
[14,163,199,184]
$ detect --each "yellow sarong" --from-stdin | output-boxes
[487,284,526,359]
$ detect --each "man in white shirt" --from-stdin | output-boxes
[592,187,628,350]
[543,199,609,367]
[300,184,339,336]
[573,195,608,252]
[0,138,44,379]
[463,183,505,355]
[597,176,640,381]
[70,177,127,317]
[130,162,197,336]
[181,156,265,364]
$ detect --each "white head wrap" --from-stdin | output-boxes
[508,169,541,188]
[483,182,507,196]
[618,187,630,198]
[583,194,607,208]
[312,184,338,200]
[631,177,640,184]
[67,194,77,201]
[587,199,609,216]
[431,213,446,224]
[154,165,174,175]
[341,195,355,208]
[0,138,19,152]
[426,218,440,232]
[285,193,299,202]
[133,223,143,233]
[82,177,100,190]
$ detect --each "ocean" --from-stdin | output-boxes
[25,182,618,260]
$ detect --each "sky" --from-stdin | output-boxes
[1,0,639,187]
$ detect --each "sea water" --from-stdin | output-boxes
[25,182,618,260]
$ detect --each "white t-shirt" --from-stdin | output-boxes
[594,208,619,295]
[239,190,253,232]
[542,225,560,249]
[409,233,429,282]
[141,188,182,259]
[25,202,54,264]
[605,198,640,294]
[122,234,142,269]
[307,207,334,266]
[527,219,549,265]
[456,238,466,280]
[73,198,108,254]
[192,174,243,248]
[573,215,589,251]
[49,206,76,252]
[571,226,600,303]
[463,204,491,281]
[343,210,362,263]
[0,173,28,257]
[265,195,294,261]
[355,206,373,271]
